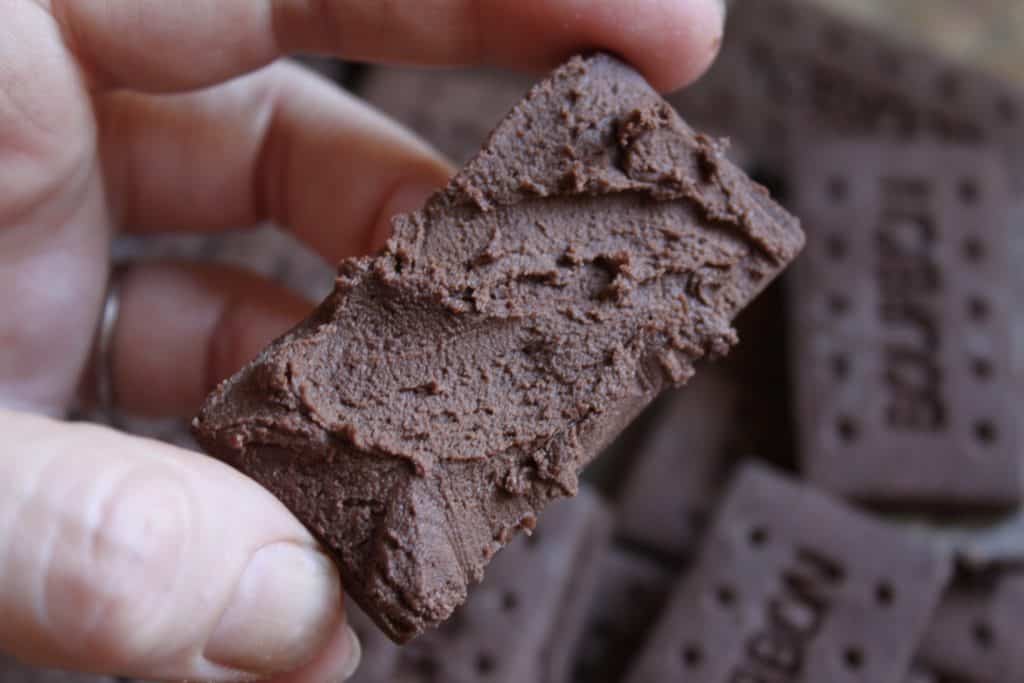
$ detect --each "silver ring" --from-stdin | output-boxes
[94,268,123,422]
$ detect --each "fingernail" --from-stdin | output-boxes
[205,542,342,675]
[340,625,362,680]
[368,180,446,252]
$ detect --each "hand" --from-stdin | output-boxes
[0,0,724,680]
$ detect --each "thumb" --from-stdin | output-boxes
[0,410,355,681]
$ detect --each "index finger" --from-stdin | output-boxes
[55,0,724,93]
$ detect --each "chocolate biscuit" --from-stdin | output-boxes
[788,141,1018,505]
[625,464,952,683]
[673,0,1024,190]
[389,488,611,682]
[193,53,803,642]
[568,548,674,683]
[1011,198,1024,441]
[540,498,613,683]
[616,365,742,558]
[917,573,1024,682]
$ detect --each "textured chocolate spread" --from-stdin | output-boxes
[193,54,803,642]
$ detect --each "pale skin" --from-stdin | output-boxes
[0,0,724,680]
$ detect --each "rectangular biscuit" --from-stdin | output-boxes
[672,0,1024,192]
[917,572,1024,682]
[625,463,952,683]
[193,53,803,642]
[788,140,1018,505]
[539,500,614,683]
[568,547,675,683]
[616,365,742,559]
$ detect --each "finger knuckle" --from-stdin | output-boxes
[42,468,194,658]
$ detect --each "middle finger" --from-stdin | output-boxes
[98,61,452,263]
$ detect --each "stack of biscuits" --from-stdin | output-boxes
[350,1,1024,681]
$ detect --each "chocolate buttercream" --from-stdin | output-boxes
[193,54,803,642]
